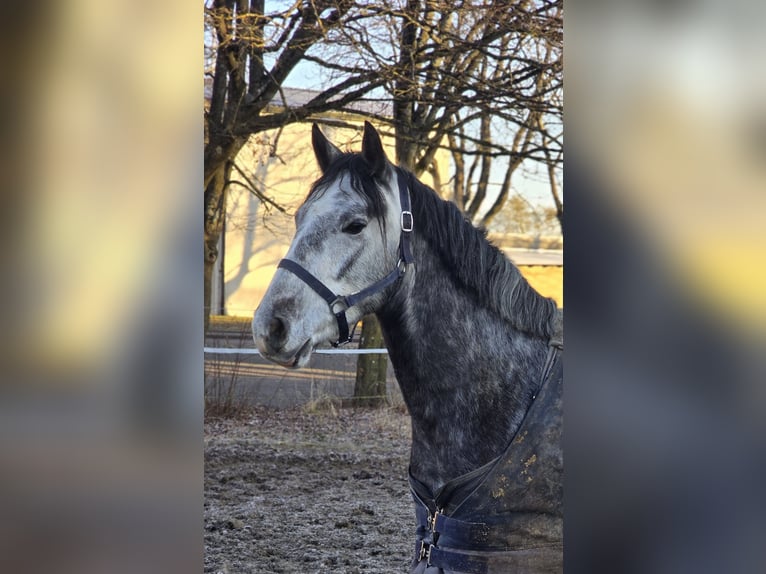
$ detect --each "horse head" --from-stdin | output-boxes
[252,122,407,368]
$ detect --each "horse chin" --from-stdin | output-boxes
[260,338,314,369]
[287,338,314,369]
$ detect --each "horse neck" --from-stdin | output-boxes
[376,234,550,494]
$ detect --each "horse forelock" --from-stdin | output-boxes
[306,153,389,228]
[403,167,558,340]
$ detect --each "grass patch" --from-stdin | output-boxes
[205,319,252,417]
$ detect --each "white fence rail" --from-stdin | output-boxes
[204,347,388,355]
[503,248,563,266]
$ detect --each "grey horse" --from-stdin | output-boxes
[253,122,562,573]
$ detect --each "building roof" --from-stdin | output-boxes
[204,77,392,117]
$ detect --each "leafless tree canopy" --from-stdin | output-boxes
[312,0,563,225]
[203,0,563,326]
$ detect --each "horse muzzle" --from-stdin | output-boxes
[252,307,316,369]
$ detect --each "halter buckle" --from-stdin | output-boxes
[400,210,414,233]
[330,296,349,315]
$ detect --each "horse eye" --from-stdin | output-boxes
[342,220,367,235]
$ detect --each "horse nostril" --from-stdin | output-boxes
[267,316,288,348]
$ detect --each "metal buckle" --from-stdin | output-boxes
[418,508,441,565]
[418,540,432,563]
[400,210,413,232]
[428,509,440,531]
[330,296,349,314]
[332,334,353,347]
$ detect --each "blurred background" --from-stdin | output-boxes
[0,1,201,572]
[566,1,766,573]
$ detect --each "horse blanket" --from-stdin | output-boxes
[409,331,563,574]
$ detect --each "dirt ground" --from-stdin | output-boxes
[204,406,417,574]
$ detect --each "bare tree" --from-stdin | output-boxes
[204,0,383,330]
[325,0,563,219]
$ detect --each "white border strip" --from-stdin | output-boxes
[204,347,388,355]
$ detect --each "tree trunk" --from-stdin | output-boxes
[353,316,388,407]
[352,1,420,407]
[393,0,420,172]
[203,156,237,332]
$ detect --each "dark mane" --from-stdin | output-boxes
[399,167,558,340]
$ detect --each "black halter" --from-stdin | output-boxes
[277,170,414,347]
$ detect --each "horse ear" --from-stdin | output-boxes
[312,123,342,173]
[361,121,387,177]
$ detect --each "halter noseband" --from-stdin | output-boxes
[277,170,414,347]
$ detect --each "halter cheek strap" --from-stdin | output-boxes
[277,259,353,344]
[397,170,414,266]
[278,170,414,347]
